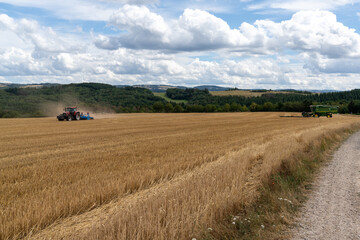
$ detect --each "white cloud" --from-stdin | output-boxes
[303,53,360,74]
[96,6,360,59]
[97,5,267,52]
[249,0,360,11]
[255,10,360,58]
[0,47,49,76]
[0,14,81,53]
[0,0,117,21]
[1,10,360,90]
[0,1,162,21]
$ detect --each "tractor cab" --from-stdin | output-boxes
[65,107,77,113]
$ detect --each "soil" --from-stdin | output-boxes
[291,131,360,240]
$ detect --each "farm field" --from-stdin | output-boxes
[211,90,310,97]
[1,113,359,239]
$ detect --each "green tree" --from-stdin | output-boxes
[164,103,174,113]
[249,102,258,112]
[173,104,184,113]
[152,102,164,112]
[205,104,216,112]
[223,103,230,112]
[240,105,249,112]
[230,102,239,112]
[263,102,274,111]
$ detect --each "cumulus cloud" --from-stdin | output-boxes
[0,14,80,53]
[0,48,49,76]
[1,9,360,90]
[96,5,267,52]
[95,6,360,59]
[255,10,360,58]
[303,53,360,74]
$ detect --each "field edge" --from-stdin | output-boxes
[200,124,360,240]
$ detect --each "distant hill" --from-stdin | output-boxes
[212,89,314,98]
[116,84,231,92]
[116,84,187,92]
[194,85,231,91]
[0,83,60,89]
[0,83,165,117]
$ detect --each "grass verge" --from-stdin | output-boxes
[153,92,188,103]
[200,125,360,240]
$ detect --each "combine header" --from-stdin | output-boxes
[302,105,338,118]
[57,107,94,121]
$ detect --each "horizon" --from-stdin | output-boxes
[1,1,360,90]
[0,81,351,92]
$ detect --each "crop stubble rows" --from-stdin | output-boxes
[0,113,359,239]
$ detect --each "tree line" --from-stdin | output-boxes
[1,83,360,117]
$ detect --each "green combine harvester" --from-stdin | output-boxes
[302,105,338,118]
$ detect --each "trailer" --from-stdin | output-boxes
[80,112,94,120]
[302,105,338,118]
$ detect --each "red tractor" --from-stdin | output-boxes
[57,107,81,121]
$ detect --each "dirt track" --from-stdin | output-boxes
[291,131,360,240]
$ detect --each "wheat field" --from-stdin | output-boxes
[0,113,359,239]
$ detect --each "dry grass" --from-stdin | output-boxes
[0,113,359,239]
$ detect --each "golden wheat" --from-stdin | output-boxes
[0,113,359,239]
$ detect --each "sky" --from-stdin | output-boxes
[0,0,360,90]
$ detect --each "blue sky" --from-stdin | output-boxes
[0,0,360,89]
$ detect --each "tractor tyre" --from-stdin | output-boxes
[76,113,80,121]
[314,114,318,118]
[67,115,72,121]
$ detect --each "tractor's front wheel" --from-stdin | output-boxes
[67,115,72,121]
[76,113,80,121]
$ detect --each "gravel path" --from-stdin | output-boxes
[291,131,360,240]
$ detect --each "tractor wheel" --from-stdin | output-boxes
[76,113,80,121]
[327,114,330,118]
[67,115,72,121]
[315,114,318,118]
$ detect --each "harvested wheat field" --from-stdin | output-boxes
[1,113,359,239]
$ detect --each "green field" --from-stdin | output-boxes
[153,92,188,103]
